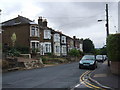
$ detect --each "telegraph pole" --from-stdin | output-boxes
[106,4,109,37]
[106,4,110,66]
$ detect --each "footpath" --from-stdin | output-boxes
[90,60,120,90]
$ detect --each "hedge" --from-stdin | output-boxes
[107,33,120,61]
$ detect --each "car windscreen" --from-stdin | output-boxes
[96,55,102,58]
[82,55,95,60]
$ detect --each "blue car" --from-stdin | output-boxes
[79,55,97,69]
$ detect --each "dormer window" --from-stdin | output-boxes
[30,25,39,37]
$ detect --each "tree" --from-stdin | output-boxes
[83,38,95,53]
[99,45,107,55]
[11,32,16,47]
[8,32,20,57]
[68,49,82,57]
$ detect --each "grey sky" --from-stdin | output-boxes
[0,0,118,48]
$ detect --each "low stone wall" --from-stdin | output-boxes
[110,61,120,76]
[24,59,44,69]
[2,57,44,72]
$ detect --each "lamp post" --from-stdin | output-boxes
[98,4,110,66]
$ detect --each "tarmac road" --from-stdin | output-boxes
[2,62,88,89]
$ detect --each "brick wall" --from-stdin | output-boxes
[110,61,120,76]
[2,24,30,48]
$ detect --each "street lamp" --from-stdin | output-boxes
[97,4,110,66]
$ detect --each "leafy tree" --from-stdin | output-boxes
[68,49,82,57]
[99,45,107,55]
[8,32,20,57]
[11,32,16,47]
[83,38,95,53]
[93,48,100,55]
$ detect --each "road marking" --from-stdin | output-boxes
[79,70,106,90]
[75,84,80,87]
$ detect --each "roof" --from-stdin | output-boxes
[2,15,37,26]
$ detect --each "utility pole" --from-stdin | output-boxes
[106,4,110,66]
[106,4,109,37]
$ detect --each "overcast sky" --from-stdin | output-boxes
[0,0,118,48]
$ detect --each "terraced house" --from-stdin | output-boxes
[2,15,83,56]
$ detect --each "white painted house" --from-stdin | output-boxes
[61,35,67,56]
[40,28,52,55]
[53,33,61,56]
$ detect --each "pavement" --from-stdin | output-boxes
[89,60,120,90]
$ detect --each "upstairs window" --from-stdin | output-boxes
[30,26,39,37]
[44,30,51,39]
[61,36,66,44]
[54,34,60,42]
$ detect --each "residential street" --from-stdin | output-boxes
[2,61,114,90]
[3,62,88,89]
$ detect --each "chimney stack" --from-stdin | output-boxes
[42,19,47,27]
[73,36,76,39]
[38,16,43,27]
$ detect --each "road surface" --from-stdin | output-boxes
[3,62,88,88]
[2,62,102,89]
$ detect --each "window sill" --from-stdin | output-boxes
[30,36,40,38]
[44,38,51,40]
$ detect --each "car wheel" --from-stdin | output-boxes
[95,64,97,68]
[79,65,82,69]
[92,66,96,70]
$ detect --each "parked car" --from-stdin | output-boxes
[103,55,107,61]
[96,55,104,62]
[79,55,97,70]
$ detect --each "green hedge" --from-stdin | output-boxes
[107,34,120,61]
[68,49,83,57]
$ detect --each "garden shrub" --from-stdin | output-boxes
[15,46,30,54]
[68,49,82,57]
[107,34,120,61]
[7,48,21,57]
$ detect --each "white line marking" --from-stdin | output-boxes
[75,84,80,87]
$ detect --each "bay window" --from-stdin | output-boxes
[44,42,51,53]
[30,40,40,49]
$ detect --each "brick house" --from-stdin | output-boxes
[2,15,40,53]
[73,36,83,52]
[38,17,67,56]
[2,16,83,56]
[66,36,74,52]
[38,17,54,55]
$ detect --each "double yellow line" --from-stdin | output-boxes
[80,71,106,90]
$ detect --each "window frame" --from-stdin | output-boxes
[30,25,39,37]
[44,29,51,39]
[54,33,60,42]
[44,42,51,53]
